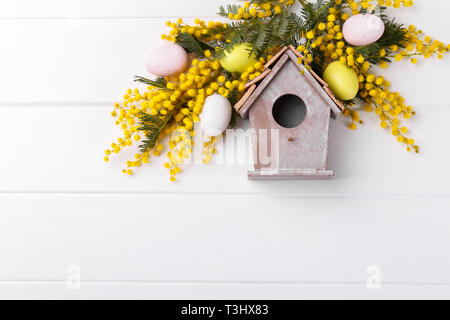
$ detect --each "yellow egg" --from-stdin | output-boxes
[323,61,359,101]
[220,43,258,73]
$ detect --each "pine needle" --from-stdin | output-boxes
[227,88,239,128]
[134,76,167,89]
[138,111,175,153]
[218,5,240,17]
[175,33,215,58]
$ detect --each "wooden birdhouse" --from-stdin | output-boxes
[234,46,344,180]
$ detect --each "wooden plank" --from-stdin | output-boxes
[245,69,271,89]
[1,194,450,284]
[0,19,449,105]
[1,105,450,195]
[0,0,448,20]
[234,84,256,111]
[1,282,449,300]
[264,47,288,69]
[0,0,220,18]
[324,86,345,112]
[1,0,449,301]
[0,19,168,104]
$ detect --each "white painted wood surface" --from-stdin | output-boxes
[1,0,450,299]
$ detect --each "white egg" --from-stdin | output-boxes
[200,94,232,136]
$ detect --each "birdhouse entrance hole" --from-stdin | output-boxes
[272,94,307,128]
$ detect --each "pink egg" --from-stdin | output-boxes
[343,14,385,46]
[145,43,188,77]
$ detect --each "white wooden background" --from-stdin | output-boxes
[1,0,450,299]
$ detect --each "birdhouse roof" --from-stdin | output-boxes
[234,46,344,119]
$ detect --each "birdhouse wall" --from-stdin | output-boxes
[248,59,331,171]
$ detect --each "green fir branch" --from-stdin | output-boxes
[275,12,290,38]
[286,12,305,46]
[134,76,167,89]
[227,87,240,106]
[213,0,311,57]
[301,0,334,31]
[215,21,250,58]
[377,19,408,48]
[354,43,383,64]
[249,23,268,56]
[227,88,239,128]
[228,109,238,129]
[138,111,176,153]
[218,4,241,17]
[175,32,215,58]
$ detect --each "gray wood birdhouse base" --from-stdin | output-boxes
[234,46,344,180]
[248,169,335,180]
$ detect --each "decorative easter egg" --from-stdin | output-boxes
[220,43,258,73]
[145,43,188,77]
[343,13,385,46]
[200,94,232,136]
[323,61,359,101]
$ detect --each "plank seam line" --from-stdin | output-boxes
[1,104,450,109]
[0,16,220,21]
[0,280,450,287]
[1,191,450,199]
[0,16,443,21]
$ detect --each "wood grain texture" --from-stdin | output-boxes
[1,282,450,300]
[0,18,449,105]
[1,0,450,299]
[0,0,447,21]
[1,195,449,285]
[0,0,220,18]
[1,105,449,195]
